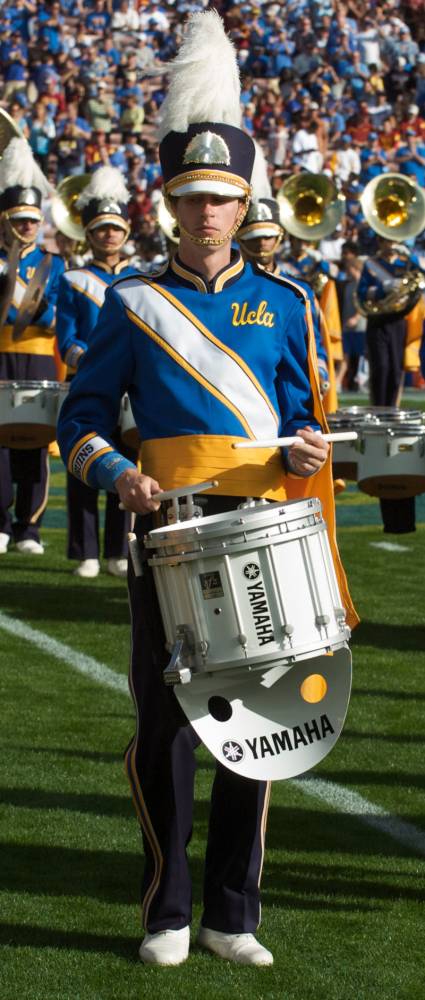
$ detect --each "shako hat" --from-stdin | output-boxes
[0,137,52,221]
[158,10,255,199]
[75,166,131,232]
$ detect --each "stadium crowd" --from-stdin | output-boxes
[0,0,424,387]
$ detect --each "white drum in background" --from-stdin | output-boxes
[119,393,140,450]
[327,407,371,480]
[146,497,352,781]
[0,380,69,449]
[357,417,425,499]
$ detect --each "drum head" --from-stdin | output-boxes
[175,646,352,781]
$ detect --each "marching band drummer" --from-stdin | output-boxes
[358,236,424,533]
[58,11,356,968]
[0,138,65,556]
[56,167,139,579]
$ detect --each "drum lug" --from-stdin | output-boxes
[315,614,330,627]
[282,624,294,636]
[197,639,209,658]
[163,637,192,686]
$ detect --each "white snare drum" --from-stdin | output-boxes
[327,407,371,480]
[0,380,69,449]
[119,393,140,450]
[147,497,350,674]
[357,414,425,499]
[146,498,352,781]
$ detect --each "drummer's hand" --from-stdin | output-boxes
[287,426,329,477]
[116,468,162,514]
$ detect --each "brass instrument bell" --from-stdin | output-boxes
[360,173,425,242]
[51,174,91,241]
[276,173,346,240]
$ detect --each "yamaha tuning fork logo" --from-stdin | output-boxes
[222,740,245,763]
[243,562,260,580]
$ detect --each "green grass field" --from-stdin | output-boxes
[1,453,425,1000]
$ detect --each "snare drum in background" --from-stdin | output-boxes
[146,498,352,781]
[357,415,425,499]
[327,407,370,480]
[119,393,140,450]
[0,380,69,449]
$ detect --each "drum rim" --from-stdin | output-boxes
[0,379,69,391]
[147,496,322,544]
[359,423,425,437]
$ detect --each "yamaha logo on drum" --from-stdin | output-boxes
[243,562,260,580]
[243,564,275,646]
[222,740,245,763]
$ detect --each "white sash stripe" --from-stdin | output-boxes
[65,269,108,306]
[117,280,278,439]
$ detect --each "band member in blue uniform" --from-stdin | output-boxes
[236,167,333,408]
[358,237,423,533]
[56,166,138,578]
[58,11,354,969]
[0,138,65,556]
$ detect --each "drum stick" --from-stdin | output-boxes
[233,431,358,449]
[119,479,218,511]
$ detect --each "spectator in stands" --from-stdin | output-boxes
[120,93,145,134]
[396,130,425,186]
[29,99,56,167]
[85,80,116,133]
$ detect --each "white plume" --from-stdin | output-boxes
[0,138,53,196]
[76,166,130,208]
[158,10,241,141]
[250,141,272,200]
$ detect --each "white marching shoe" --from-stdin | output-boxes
[73,558,100,578]
[0,532,10,554]
[107,557,128,578]
[139,926,190,966]
[197,927,273,966]
[16,539,44,555]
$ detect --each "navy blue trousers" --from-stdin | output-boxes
[66,472,131,560]
[125,498,270,934]
[0,352,55,542]
[366,316,415,533]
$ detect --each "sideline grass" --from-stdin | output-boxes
[1,513,425,1000]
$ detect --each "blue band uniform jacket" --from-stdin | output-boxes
[56,258,138,372]
[58,252,358,628]
[0,244,65,356]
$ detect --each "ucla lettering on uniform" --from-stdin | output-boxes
[231,300,275,328]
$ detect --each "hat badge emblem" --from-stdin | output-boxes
[183,130,231,166]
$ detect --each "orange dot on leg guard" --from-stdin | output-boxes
[300,674,328,703]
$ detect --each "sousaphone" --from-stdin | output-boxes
[357,173,425,316]
[51,174,91,241]
[276,172,346,241]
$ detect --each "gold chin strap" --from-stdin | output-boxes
[2,213,41,247]
[241,233,283,262]
[169,193,251,248]
[87,223,130,255]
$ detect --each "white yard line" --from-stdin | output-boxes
[0,610,128,695]
[293,775,425,857]
[1,609,424,856]
[369,541,409,552]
